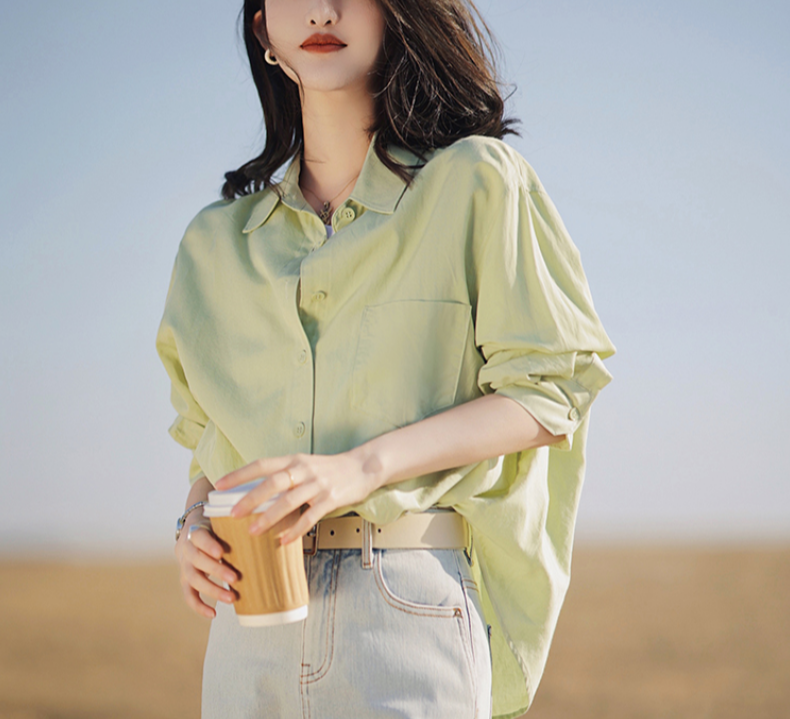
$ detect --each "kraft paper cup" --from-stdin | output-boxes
[203,479,309,627]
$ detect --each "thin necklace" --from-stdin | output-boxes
[301,170,360,225]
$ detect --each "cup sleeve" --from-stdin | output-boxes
[473,173,615,450]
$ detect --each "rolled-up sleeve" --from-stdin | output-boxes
[474,166,615,449]
[155,263,209,486]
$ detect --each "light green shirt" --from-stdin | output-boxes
[156,135,615,718]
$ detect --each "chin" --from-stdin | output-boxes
[301,71,370,94]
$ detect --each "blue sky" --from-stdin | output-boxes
[1,1,788,556]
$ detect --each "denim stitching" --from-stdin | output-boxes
[374,549,461,618]
[455,556,477,669]
[454,550,480,719]
[301,550,340,685]
[376,550,476,715]
[454,616,477,719]
[299,557,313,719]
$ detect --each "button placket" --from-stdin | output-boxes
[299,253,328,310]
[294,249,328,455]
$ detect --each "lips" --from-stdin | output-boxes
[301,33,346,48]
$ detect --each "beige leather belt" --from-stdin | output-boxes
[302,509,469,555]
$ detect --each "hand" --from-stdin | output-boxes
[213,451,384,545]
[174,514,240,619]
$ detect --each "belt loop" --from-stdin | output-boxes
[303,523,318,556]
[361,519,373,569]
[463,519,474,566]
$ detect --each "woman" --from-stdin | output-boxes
[157,1,615,717]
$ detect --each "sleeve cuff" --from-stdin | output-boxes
[481,352,613,451]
[168,414,206,451]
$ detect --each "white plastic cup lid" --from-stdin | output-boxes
[204,479,281,517]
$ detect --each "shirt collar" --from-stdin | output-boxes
[243,136,421,234]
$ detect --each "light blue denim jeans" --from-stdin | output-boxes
[202,542,493,719]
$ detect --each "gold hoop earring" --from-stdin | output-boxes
[264,49,279,66]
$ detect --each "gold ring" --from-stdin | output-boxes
[286,468,296,489]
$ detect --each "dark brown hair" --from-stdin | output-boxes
[221,0,520,200]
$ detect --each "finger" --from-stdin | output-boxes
[278,501,331,546]
[231,466,299,519]
[186,563,237,604]
[190,545,239,585]
[183,584,217,619]
[182,537,235,582]
[215,456,295,490]
[188,526,225,561]
[248,477,317,535]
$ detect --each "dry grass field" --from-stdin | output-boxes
[1,546,788,719]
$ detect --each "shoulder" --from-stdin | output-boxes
[169,190,276,294]
[421,136,544,194]
[179,190,273,254]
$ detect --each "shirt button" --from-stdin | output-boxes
[568,407,581,421]
[340,207,355,221]
[294,422,306,438]
[313,290,327,301]
[298,349,307,365]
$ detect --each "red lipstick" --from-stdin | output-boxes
[301,33,346,53]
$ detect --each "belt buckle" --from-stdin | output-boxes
[303,524,318,556]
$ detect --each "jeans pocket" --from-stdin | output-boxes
[374,548,464,618]
[373,549,478,718]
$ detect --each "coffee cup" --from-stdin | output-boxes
[203,480,309,626]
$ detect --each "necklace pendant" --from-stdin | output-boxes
[319,202,331,225]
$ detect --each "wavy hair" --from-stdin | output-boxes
[222,0,520,200]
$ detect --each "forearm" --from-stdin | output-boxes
[212,394,566,541]
[182,475,214,524]
[350,393,565,489]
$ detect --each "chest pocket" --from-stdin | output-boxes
[350,300,473,428]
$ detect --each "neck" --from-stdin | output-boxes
[299,87,375,214]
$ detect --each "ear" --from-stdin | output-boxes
[252,10,266,47]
